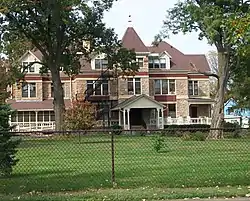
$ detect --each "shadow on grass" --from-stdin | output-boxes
[0,169,112,195]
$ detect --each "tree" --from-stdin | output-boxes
[227,13,250,108]
[0,0,138,130]
[156,0,249,139]
[0,58,20,177]
[63,100,96,130]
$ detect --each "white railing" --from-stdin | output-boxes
[164,117,212,125]
[10,122,55,132]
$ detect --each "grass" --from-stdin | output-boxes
[1,134,250,199]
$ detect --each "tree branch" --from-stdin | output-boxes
[190,62,219,80]
[5,13,48,59]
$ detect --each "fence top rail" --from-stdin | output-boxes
[9,126,249,136]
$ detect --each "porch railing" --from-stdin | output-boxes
[164,117,212,125]
[10,122,55,132]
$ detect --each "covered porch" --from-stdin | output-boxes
[112,94,165,130]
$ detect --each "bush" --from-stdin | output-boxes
[0,104,20,177]
[153,135,165,152]
[63,100,96,130]
[111,124,122,135]
[181,131,206,141]
[163,124,210,136]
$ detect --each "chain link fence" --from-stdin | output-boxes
[1,127,250,195]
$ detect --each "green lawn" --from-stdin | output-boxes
[1,134,250,198]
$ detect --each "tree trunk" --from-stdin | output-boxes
[50,66,65,131]
[207,51,229,139]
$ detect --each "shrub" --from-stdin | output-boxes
[0,104,20,177]
[153,135,165,153]
[163,124,210,136]
[181,131,206,141]
[63,100,96,130]
[111,124,122,135]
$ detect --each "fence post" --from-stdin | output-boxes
[111,130,116,187]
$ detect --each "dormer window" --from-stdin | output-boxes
[95,59,108,70]
[148,57,166,69]
[22,62,35,73]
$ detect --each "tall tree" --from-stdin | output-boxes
[0,0,138,130]
[227,13,250,108]
[156,0,249,139]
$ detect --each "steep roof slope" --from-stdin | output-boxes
[121,27,149,53]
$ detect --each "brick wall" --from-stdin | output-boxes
[176,99,189,117]
[141,77,149,95]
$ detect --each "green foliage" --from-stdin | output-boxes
[0,0,139,129]
[163,124,210,136]
[153,135,166,153]
[63,101,96,130]
[181,131,206,141]
[156,0,249,137]
[111,124,122,135]
[0,104,20,177]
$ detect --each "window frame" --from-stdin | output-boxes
[188,80,199,96]
[148,57,167,69]
[136,57,144,68]
[22,62,35,73]
[154,79,176,95]
[94,59,108,70]
[22,83,36,98]
[127,78,141,95]
[86,80,109,96]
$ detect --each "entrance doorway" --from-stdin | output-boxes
[129,108,146,128]
[190,106,198,118]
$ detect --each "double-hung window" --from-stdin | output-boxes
[22,83,36,98]
[188,80,198,95]
[154,79,175,95]
[127,78,141,95]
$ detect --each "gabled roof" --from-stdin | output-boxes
[112,94,165,110]
[122,27,149,53]
[147,41,210,72]
[18,49,42,62]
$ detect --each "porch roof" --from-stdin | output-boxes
[112,94,165,110]
[188,98,214,105]
[7,99,72,111]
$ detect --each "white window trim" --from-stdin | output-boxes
[87,80,109,96]
[91,53,108,70]
[22,83,37,98]
[188,80,199,96]
[22,61,36,73]
[136,57,144,68]
[128,78,141,95]
[154,79,176,95]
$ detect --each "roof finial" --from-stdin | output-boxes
[128,15,132,27]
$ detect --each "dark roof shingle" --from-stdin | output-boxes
[147,41,210,72]
[122,27,149,53]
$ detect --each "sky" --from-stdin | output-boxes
[104,0,217,54]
